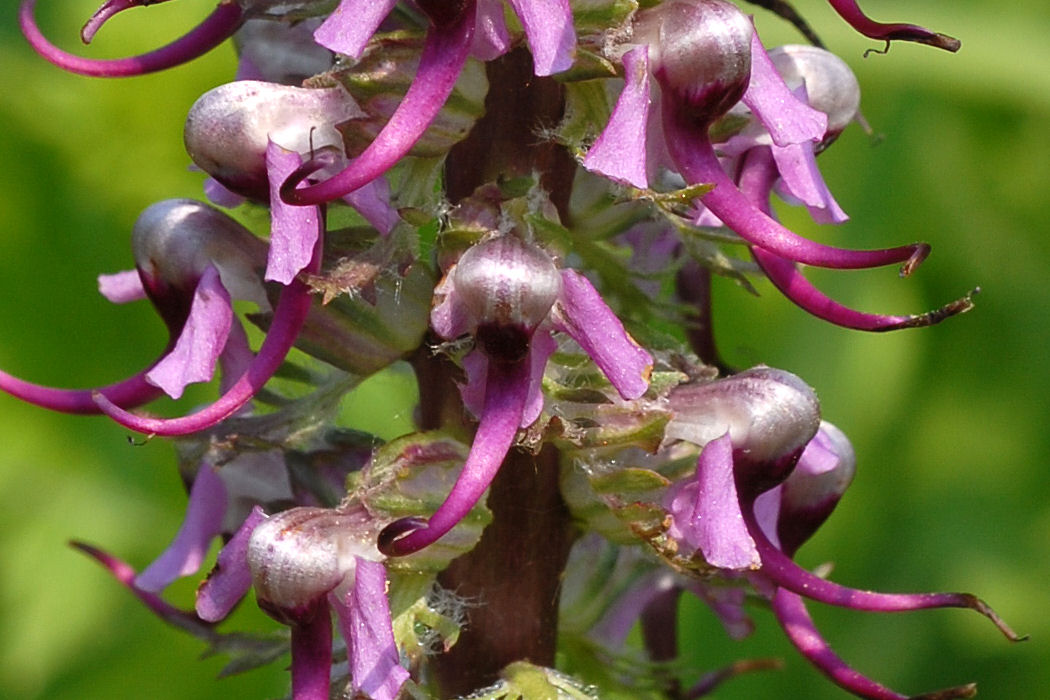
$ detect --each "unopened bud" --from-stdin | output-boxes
[452,236,562,362]
[184,81,361,200]
[247,505,383,623]
[769,45,861,144]
[635,0,753,122]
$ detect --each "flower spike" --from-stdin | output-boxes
[20,0,244,78]
[827,0,960,52]
[281,0,478,206]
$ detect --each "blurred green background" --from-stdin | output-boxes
[0,1,1046,698]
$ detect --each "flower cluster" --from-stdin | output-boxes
[8,1,1020,699]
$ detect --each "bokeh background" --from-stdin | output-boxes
[0,1,1046,698]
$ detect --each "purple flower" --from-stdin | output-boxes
[198,505,409,700]
[379,235,652,556]
[665,370,1023,699]
[0,199,265,413]
[584,0,972,332]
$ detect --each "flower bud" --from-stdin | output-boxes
[247,505,383,623]
[635,0,753,122]
[131,199,269,323]
[184,81,361,200]
[768,45,860,144]
[666,367,821,493]
[775,420,855,554]
[451,236,562,362]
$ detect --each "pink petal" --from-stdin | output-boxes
[505,0,575,75]
[266,141,322,284]
[551,269,652,400]
[146,265,233,399]
[136,464,228,592]
[196,506,266,622]
[472,0,512,61]
[741,30,827,148]
[97,269,146,304]
[313,0,398,58]
[771,141,848,224]
[341,176,399,235]
[333,559,409,700]
[583,46,652,189]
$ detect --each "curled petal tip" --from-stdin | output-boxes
[377,517,428,557]
[81,0,174,45]
[909,683,977,700]
[961,594,1027,643]
[899,244,931,277]
[20,0,243,78]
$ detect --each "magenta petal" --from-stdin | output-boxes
[459,349,487,419]
[290,599,334,700]
[741,30,827,148]
[770,142,848,224]
[382,360,529,555]
[669,433,761,570]
[552,269,652,400]
[203,177,247,209]
[146,266,233,399]
[504,0,575,76]
[313,0,397,58]
[472,0,511,61]
[0,361,165,415]
[771,588,918,700]
[266,141,322,284]
[684,580,753,641]
[590,570,676,650]
[98,269,146,304]
[583,46,652,189]
[333,558,409,700]
[284,7,476,205]
[196,506,266,622]
[431,272,472,340]
[20,0,243,78]
[72,541,214,636]
[218,318,253,394]
[136,463,228,592]
[521,328,556,427]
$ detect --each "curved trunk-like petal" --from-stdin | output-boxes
[741,30,827,148]
[740,500,1023,641]
[313,0,398,58]
[93,228,322,436]
[136,463,228,592]
[551,269,652,401]
[666,433,760,570]
[290,599,334,700]
[72,541,216,637]
[266,142,323,284]
[826,0,960,52]
[283,2,477,205]
[333,558,409,700]
[663,106,928,271]
[505,0,575,76]
[771,588,977,700]
[196,506,266,622]
[0,359,167,415]
[583,45,652,189]
[20,0,243,78]
[146,266,234,399]
[380,359,529,555]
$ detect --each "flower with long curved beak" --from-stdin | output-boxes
[0,199,266,414]
[665,368,1024,700]
[379,234,652,556]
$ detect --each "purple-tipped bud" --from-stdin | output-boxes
[775,421,855,555]
[666,367,821,494]
[247,505,383,623]
[635,0,753,122]
[452,236,562,362]
[768,45,860,145]
[131,200,268,325]
[184,81,361,200]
